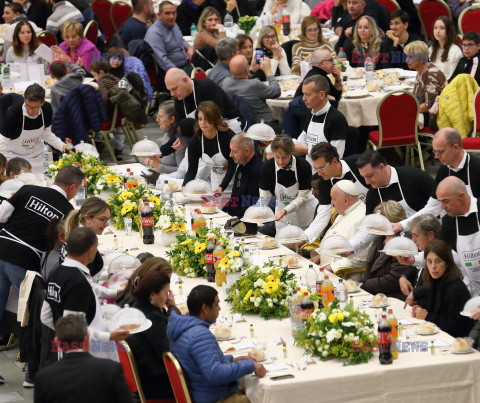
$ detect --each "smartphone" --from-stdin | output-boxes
[270,374,295,381]
[255,48,264,65]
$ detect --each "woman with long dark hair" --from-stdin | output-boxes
[412,240,474,337]
[6,20,47,70]
[429,16,462,80]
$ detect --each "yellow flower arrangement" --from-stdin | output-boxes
[243,289,253,302]
[121,202,133,216]
[263,281,278,294]
[266,274,275,282]
[232,251,241,258]
[119,191,134,202]
[106,174,121,184]
[194,243,207,254]
[328,312,345,323]
[176,222,186,232]
[150,196,161,205]
[180,239,192,245]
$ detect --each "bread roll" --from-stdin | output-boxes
[248,348,265,361]
[284,254,298,266]
[419,321,436,334]
[169,182,180,192]
[178,303,189,315]
[214,325,232,339]
[203,202,216,213]
[372,293,387,306]
[344,280,358,293]
[453,338,471,352]
[261,236,277,248]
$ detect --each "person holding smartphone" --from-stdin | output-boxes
[255,25,291,76]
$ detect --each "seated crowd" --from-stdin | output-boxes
[1,0,480,401]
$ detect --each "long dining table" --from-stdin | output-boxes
[99,163,480,403]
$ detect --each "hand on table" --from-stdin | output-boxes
[411,305,427,320]
[109,328,130,341]
[144,154,162,170]
[214,187,223,197]
[310,254,320,264]
[399,276,413,296]
[254,362,267,378]
[275,209,287,221]
[403,291,417,308]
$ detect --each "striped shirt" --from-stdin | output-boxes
[292,40,335,75]
[46,1,84,34]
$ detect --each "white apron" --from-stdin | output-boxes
[305,109,329,168]
[183,85,197,119]
[201,133,233,197]
[377,180,416,217]
[450,153,474,197]
[274,157,317,231]
[5,106,45,174]
[456,212,480,296]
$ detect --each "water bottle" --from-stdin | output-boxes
[365,55,374,83]
[1,64,11,91]
[161,180,173,210]
[224,14,233,28]
[306,264,317,292]
[76,177,87,207]
[190,23,198,40]
[338,47,347,62]
[334,279,348,305]
[43,144,53,173]
[289,291,303,335]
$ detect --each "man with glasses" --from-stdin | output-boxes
[392,127,480,233]
[449,31,480,86]
[303,142,368,245]
[0,83,65,174]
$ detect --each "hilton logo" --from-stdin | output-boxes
[25,196,64,221]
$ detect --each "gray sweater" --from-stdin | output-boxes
[50,62,86,114]
[158,132,186,174]
[221,75,281,123]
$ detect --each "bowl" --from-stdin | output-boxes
[357,213,394,236]
[242,205,275,224]
[131,136,161,157]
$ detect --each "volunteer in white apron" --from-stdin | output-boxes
[259,135,317,232]
[455,212,480,296]
[182,102,237,207]
[0,84,65,174]
[376,167,416,217]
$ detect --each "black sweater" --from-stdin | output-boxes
[183,130,236,190]
[259,156,312,194]
[449,55,480,86]
[404,266,429,309]
[294,66,342,103]
[425,277,474,337]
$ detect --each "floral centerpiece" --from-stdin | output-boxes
[166,226,248,278]
[295,300,377,365]
[238,16,257,35]
[156,205,187,234]
[226,264,296,320]
[108,185,163,231]
[47,151,122,195]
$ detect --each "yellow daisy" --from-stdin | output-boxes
[195,243,207,254]
[180,239,192,245]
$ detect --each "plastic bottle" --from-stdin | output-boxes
[213,241,225,269]
[205,238,215,282]
[243,247,252,266]
[43,144,53,173]
[191,209,206,232]
[124,168,131,188]
[281,5,290,36]
[141,201,155,244]
[316,267,324,293]
[321,275,335,308]
[190,22,198,40]
[138,196,146,238]
[365,55,374,83]
[306,264,317,292]
[125,171,138,189]
[224,13,233,28]
[289,290,303,334]
[272,9,281,35]
[250,323,254,337]
[338,47,347,62]
[75,175,87,207]
[1,64,11,90]
[113,235,119,250]
[378,313,393,365]
[335,279,348,304]
[387,308,399,359]
[300,292,314,322]
[161,180,173,209]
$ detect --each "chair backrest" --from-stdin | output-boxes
[377,90,419,148]
[37,30,57,47]
[377,0,400,14]
[117,341,147,403]
[92,0,115,43]
[163,352,193,403]
[111,1,132,31]
[459,6,480,36]
[84,20,99,45]
[474,88,480,136]
[281,40,300,68]
[418,0,452,40]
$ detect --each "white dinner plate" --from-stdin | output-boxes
[201,209,218,215]
[416,327,440,336]
[369,302,390,308]
[260,244,279,250]
[242,217,274,224]
[215,334,237,341]
[384,84,411,91]
[288,264,302,269]
[111,319,152,334]
[450,347,474,354]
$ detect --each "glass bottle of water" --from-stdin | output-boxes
[224,14,233,28]
[43,144,53,173]
[161,180,173,210]
[335,279,348,305]
[306,264,317,292]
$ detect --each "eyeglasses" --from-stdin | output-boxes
[432,149,446,156]
[94,216,111,224]
[321,58,334,63]
[462,43,477,48]
[305,28,320,33]
[314,161,330,173]
[264,34,277,40]
[25,103,41,111]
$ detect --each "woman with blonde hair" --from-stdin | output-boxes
[360,201,416,300]
[255,25,291,76]
[291,15,335,75]
[344,15,385,68]
[182,101,236,201]
[193,6,226,52]
[51,20,101,71]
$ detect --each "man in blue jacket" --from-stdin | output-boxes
[167,285,266,403]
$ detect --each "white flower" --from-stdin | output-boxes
[250,297,255,302]
[267,298,272,303]
[343,311,350,318]
[268,302,273,307]
[254,302,260,307]
[317,330,323,337]
[326,329,337,343]
[273,298,278,303]
[315,340,321,347]
[322,351,328,357]
[318,312,327,322]
[342,322,355,327]
[157,215,171,230]
[256,297,262,303]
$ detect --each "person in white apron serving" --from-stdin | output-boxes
[0,84,65,174]
[259,135,318,232]
[182,102,237,208]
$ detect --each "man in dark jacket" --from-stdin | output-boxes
[167,285,266,403]
[449,31,480,86]
[34,314,134,403]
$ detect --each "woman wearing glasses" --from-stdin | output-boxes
[259,135,317,233]
[255,26,291,76]
[292,16,335,75]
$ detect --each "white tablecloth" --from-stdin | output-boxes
[100,163,480,403]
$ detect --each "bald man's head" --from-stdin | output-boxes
[436,176,470,216]
[164,68,192,100]
[230,55,249,78]
[311,49,332,66]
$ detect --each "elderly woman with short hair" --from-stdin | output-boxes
[52,20,101,71]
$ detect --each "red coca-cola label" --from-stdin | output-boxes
[205,253,213,264]
[141,216,154,227]
[378,331,392,344]
[301,308,314,321]
[282,15,290,23]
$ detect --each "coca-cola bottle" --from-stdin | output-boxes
[205,237,215,282]
[300,292,314,323]
[378,313,393,365]
[141,201,154,244]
